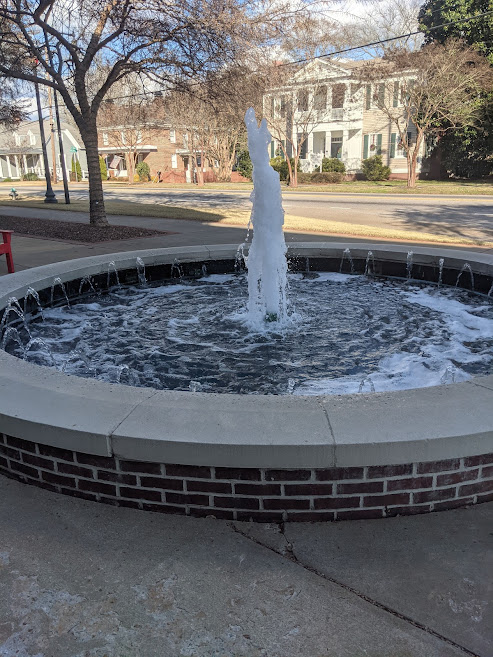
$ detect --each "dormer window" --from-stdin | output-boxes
[28,130,36,145]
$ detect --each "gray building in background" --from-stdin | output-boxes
[0,119,88,181]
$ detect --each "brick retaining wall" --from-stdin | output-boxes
[1,434,492,522]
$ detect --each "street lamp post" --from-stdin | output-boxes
[34,79,57,204]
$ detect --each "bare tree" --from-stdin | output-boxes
[0,0,301,225]
[355,39,493,187]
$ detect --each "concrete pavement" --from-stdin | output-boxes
[1,205,492,656]
[1,476,492,657]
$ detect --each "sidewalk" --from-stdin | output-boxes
[1,207,492,656]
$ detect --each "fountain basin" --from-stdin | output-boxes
[0,243,492,522]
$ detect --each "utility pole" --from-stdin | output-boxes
[34,76,57,204]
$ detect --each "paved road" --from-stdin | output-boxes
[12,183,493,242]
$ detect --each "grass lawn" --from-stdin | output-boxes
[1,194,492,248]
[1,178,493,195]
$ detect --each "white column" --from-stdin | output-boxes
[23,154,28,173]
[342,129,349,160]
[6,155,12,178]
[307,132,314,157]
[14,155,20,178]
[325,131,331,157]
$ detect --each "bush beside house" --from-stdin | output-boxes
[361,155,391,181]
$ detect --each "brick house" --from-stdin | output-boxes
[264,58,425,179]
[97,122,216,183]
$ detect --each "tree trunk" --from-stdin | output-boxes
[79,118,109,226]
[290,156,298,187]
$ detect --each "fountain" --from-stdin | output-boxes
[0,109,492,522]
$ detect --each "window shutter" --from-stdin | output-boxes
[376,134,382,155]
[390,133,396,158]
[270,141,274,158]
[363,134,369,159]
[378,84,385,108]
[365,85,371,110]
[393,82,399,107]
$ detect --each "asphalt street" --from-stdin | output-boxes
[13,183,493,242]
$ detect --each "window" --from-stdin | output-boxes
[169,129,176,143]
[363,133,382,158]
[331,84,345,109]
[374,83,385,108]
[297,132,308,159]
[28,131,36,145]
[279,96,286,118]
[183,133,189,148]
[14,133,21,146]
[102,132,109,145]
[314,86,327,111]
[330,135,343,159]
[120,131,126,145]
[297,90,309,112]
[136,130,142,144]
[171,154,178,168]
[365,85,372,110]
[393,81,400,108]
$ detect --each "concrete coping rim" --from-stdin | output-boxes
[0,242,492,470]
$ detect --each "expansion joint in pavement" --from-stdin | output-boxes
[230,523,481,657]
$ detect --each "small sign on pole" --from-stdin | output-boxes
[70,146,77,153]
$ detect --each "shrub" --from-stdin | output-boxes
[2,177,13,182]
[236,149,252,180]
[311,171,345,183]
[321,158,345,174]
[136,161,150,181]
[297,172,345,184]
[269,157,300,183]
[22,172,39,181]
[99,156,108,181]
[361,155,391,181]
[71,156,82,181]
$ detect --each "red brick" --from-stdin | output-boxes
[385,504,431,517]
[264,498,309,510]
[167,492,209,506]
[287,511,335,521]
[120,460,161,475]
[101,497,141,509]
[12,463,40,479]
[434,497,474,511]
[42,471,75,488]
[187,480,231,494]
[78,479,116,496]
[265,469,311,481]
[189,508,235,520]
[58,462,94,478]
[140,476,183,491]
[417,458,460,474]
[214,496,259,510]
[166,464,211,479]
[215,467,261,481]
[413,487,456,504]
[142,503,187,515]
[234,483,281,496]
[482,465,493,478]
[98,471,138,485]
[387,476,433,491]
[120,487,161,501]
[477,491,493,504]
[6,436,36,453]
[38,444,74,462]
[314,496,359,510]
[0,455,8,469]
[464,453,493,467]
[236,511,285,522]
[285,484,333,496]
[459,481,493,497]
[0,445,20,460]
[337,481,383,494]
[315,467,364,481]
[22,453,55,471]
[78,453,117,469]
[436,470,479,487]
[337,509,383,520]
[364,493,410,507]
[37,481,59,493]
[368,464,412,479]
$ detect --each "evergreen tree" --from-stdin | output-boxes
[418,0,493,178]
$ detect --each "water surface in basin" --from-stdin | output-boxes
[4,272,493,395]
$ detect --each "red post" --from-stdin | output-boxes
[0,230,14,273]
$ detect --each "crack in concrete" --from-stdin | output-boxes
[316,397,338,466]
[231,523,482,657]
